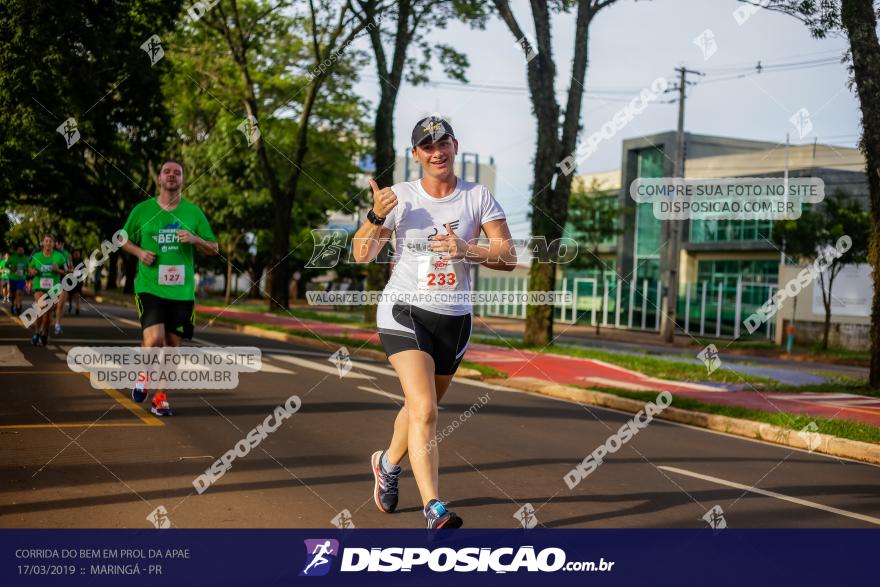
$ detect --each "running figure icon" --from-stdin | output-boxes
[301,540,336,576]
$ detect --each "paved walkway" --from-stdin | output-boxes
[196,305,880,428]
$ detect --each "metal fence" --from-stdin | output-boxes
[475,275,777,340]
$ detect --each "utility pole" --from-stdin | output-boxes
[660,66,702,343]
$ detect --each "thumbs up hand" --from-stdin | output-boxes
[368,178,398,219]
[431,222,469,260]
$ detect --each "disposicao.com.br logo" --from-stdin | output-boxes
[300,541,614,575]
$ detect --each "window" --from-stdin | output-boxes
[690,219,773,243]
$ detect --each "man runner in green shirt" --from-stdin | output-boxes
[7,244,28,315]
[27,234,67,346]
[121,160,218,416]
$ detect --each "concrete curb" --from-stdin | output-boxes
[93,294,483,380]
[488,376,880,465]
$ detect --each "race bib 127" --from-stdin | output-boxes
[158,264,185,286]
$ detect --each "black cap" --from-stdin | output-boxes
[411,116,455,148]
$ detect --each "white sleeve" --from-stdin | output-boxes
[480,186,506,225]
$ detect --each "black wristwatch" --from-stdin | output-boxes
[367,208,386,225]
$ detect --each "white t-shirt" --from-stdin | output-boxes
[381,177,506,315]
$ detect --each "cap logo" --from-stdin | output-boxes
[423,121,443,133]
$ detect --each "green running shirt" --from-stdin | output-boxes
[122,198,216,301]
[6,254,27,280]
[29,250,67,291]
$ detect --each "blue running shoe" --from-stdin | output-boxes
[30,333,39,345]
[371,450,400,513]
[425,499,462,529]
[131,381,148,403]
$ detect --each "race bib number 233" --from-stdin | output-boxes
[417,255,458,291]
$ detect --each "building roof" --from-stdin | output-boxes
[578,135,865,189]
[684,143,864,178]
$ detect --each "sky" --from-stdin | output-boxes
[350,0,860,237]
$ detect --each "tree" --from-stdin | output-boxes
[350,0,485,322]
[0,0,182,292]
[491,0,620,345]
[172,0,370,308]
[566,177,626,335]
[773,190,869,350]
[739,0,880,384]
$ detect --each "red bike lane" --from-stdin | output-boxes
[197,306,880,428]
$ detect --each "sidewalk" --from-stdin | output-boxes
[194,304,880,428]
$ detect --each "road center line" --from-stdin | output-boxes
[658,465,880,526]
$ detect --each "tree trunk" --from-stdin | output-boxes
[224,242,235,305]
[596,264,604,336]
[363,86,398,324]
[249,263,265,299]
[823,303,832,350]
[821,273,832,350]
[361,0,409,324]
[840,0,880,386]
[493,0,599,345]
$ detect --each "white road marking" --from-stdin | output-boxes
[357,385,405,404]
[116,317,142,329]
[260,361,295,374]
[0,345,31,367]
[269,354,372,380]
[355,385,445,410]
[348,360,398,378]
[250,348,339,358]
[347,359,532,394]
[658,465,880,526]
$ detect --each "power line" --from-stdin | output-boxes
[698,48,843,73]
[359,74,649,99]
[362,52,844,99]
[701,54,842,75]
[699,57,841,86]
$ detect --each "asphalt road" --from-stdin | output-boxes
[1,299,879,530]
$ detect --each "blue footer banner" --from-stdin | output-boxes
[1,529,875,586]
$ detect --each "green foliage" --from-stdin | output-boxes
[773,188,870,348]
[565,178,623,271]
[773,189,869,266]
[0,0,182,236]
[5,206,102,253]
[164,0,372,283]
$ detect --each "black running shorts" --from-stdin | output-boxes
[377,303,472,375]
[135,292,195,340]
